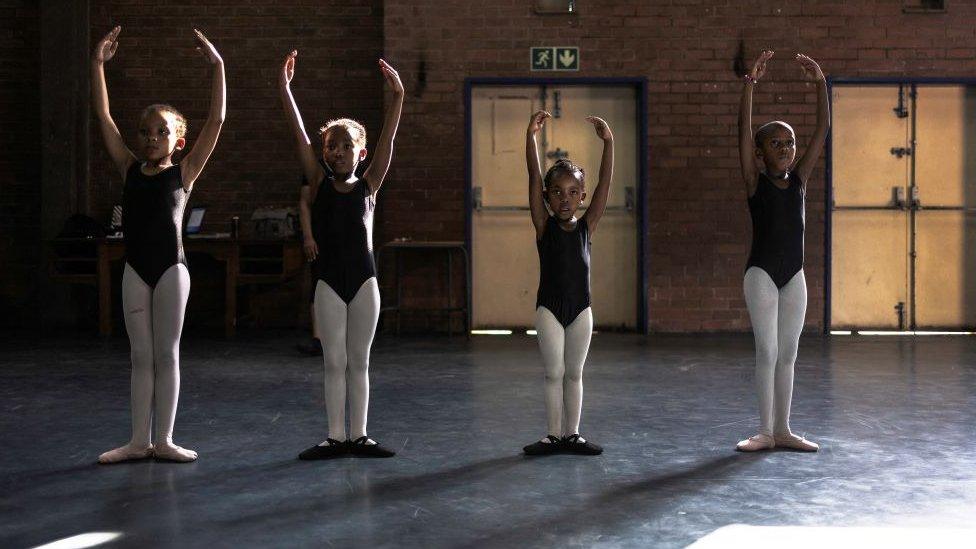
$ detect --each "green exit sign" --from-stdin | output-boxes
[530,47,579,71]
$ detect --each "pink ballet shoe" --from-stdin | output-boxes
[153,442,198,462]
[98,443,154,464]
[736,433,775,452]
[774,433,819,452]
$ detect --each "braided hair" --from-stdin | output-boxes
[543,158,585,191]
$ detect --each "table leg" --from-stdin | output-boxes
[446,249,453,338]
[395,250,402,336]
[98,244,112,336]
[226,253,239,338]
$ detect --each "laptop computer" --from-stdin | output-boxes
[186,206,206,235]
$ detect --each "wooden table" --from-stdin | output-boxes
[86,238,303,338]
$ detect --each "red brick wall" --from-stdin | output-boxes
[383,0,976,332]
[0,1,40,321]
[88,0,384,234]
[12,1,976,331]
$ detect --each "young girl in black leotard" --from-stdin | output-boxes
[736,50,829,452]
[92,27,226,464]
[523,111,614,456]
[279,50,404,459]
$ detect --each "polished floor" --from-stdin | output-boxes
[1,331,975,548]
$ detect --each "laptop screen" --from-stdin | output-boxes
[186,207,206,235]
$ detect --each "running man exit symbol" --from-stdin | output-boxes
[531,47,554,70]
[530,47,579,71]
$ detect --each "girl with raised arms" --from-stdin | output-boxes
[280,50,403,459]
[736,50,829,452]
[92,26,226,464]
[523,111,613,456]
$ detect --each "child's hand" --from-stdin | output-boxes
[586,116,613,141]
[93,26,121,64]
[193,29,223,65]
[527,110,551,135]
[749,50,774,82]
[280,50,297,88]
[304,237,319,262]
[379,59,404,96]
[796,53,825,82]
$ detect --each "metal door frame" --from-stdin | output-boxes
[825,77,976,333]
[464,77,649,333]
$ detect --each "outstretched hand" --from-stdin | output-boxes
[796,53,825,82]
[93,26,121,64]
[527,110,551,135]
[193,29,222,65]
[379,59,404,96]
[749,50,774,81]
[586,116,613,141]
[280,50,297,88]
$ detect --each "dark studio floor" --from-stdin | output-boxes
[1,331,975,548]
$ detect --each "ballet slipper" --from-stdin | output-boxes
[98,443,154,464]
[153,441,198,462]
[735,433,775,452]
[774,432,819,452]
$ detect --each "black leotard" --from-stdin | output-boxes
[746,172,805,288]
[122,163,189,288]
[304,172,376,304]
[536,216,591,327]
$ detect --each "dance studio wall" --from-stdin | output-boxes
[7,1,976,332]
[0,1,41,325]
[381,1,976,332]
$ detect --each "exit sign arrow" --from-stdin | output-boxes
[558,49,576,68]
[555,47,579,71]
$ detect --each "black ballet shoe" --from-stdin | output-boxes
[298,438,347,460]
[348,436,396,458]
[523,435,563,456]
[562,433,603,455]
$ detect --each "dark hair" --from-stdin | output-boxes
[543,159,585,191]
[754,120,795,148]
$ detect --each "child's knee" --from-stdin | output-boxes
[153,348,178,370]
[544,365,565,382]
[346,355,369,375]
[563,367,583,384]
[775,351,797,369]
[756,345,778,366]
[130,347,153,368]
[323,352,347,374]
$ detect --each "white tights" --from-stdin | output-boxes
[313,278,380,441]
[535,306,593,437]
[121,263,190,448]
[743,267,807,437]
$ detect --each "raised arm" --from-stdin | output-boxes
[526,110,551,238]
[279,51,324,187]
[793,54,829,185]
[180,29,226,191]
[739,50,773,197]
[91,26,136,179]
[364,59,404,194]
[581,116,614,235]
